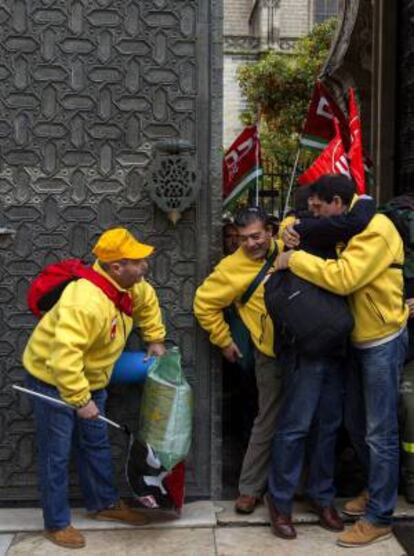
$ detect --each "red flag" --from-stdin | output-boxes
[348,88,366,194]
[223,125,262,208]
[298,119,351,186]
[301,81,349,150]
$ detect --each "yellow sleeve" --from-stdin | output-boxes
[278,215,296,239]
[132,281,166,343]
[275,238,284,254]
[289,230,396,295]
[49,306,103,406]
[193,267,239,349]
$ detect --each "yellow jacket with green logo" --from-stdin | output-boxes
[193,241,281,357]
[289,213,408,343]
[23,262,166,406]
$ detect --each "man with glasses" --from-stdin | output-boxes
[194,207,282,514]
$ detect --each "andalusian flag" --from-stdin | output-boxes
[299,82,371,194]
[348,87,366,194]
[300,81,349,151]
[223,125,262,208]
[298,119,351,186]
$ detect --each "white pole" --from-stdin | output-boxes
[283,147,301,218]
[255,114,261,206]
[12,384,123,430]
[255,140,260,206]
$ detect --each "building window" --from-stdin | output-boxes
[314,0,338,24]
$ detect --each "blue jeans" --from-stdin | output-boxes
[268,350,345,515]
[345,329,408,525]
[26,374,118,530]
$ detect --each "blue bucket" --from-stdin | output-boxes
[110,351,155,384]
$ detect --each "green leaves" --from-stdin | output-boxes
[237,18,337,166]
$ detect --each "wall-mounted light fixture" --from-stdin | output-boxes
[145,139,197,225]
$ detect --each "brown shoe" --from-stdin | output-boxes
[337,520,392,547]
[343,490,369,516]
[265,494,297,539]
[44,525,86,549]
[90,500,149,526]
[309,501,344,532]
[234,494,259,514]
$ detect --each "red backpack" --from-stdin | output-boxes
[27,259,133,318]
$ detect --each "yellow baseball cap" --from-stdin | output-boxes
[92,228,154,262]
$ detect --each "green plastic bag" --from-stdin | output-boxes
[138,347,193,470]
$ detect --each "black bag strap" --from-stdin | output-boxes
[240,243,279,305]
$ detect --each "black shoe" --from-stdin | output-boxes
[264,494,297,539]
[308,500,344,532]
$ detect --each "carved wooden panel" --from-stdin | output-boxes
[0,0,222,501]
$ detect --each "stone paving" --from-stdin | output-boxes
[0,499,412,555]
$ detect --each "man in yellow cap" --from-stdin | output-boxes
[23,227,166,549]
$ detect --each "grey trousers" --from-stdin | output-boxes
[238,349,283,497]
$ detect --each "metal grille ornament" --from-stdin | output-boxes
[145,140,198,224]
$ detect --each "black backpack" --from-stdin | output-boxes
[378,194,414,297]
[264,270,354,357]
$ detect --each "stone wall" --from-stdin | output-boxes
[280,0,310,38]
[223,0,252,35]
[223,53,257,148]
[223,0,319,148]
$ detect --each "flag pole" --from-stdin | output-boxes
[283,147,301,218]
[255,142,260,207]
[255,109,261,206]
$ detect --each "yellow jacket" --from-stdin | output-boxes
[23,262,166,406]
[193,241,281,357]
[278,215,296,239]
[289,213,408,343]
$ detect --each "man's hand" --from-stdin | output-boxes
[408,298,414,318]
[146,342,167,359]
[222,342,242,363]
[77,400,99,420]
[275,250,294,271]
[282,225,300,249]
